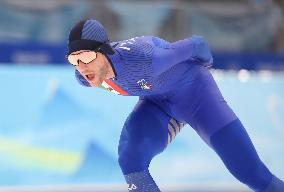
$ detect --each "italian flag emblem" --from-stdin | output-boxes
[100,79,129,96]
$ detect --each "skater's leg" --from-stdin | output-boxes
[118,99,175,191]
[174,66,283,191]
[210,119,274,191]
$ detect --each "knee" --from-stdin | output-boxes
[118,139,152,175]
[117,104,168,174]
[117,126,164,175]
[118,119,166,171]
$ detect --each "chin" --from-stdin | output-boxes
[92,80,103,88]
[92,83,100,88]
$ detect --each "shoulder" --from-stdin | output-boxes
[113,36,153,50]
[112,36,155,58]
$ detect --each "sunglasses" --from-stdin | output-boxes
[67,50,99,66]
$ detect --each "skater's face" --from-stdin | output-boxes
[70,50,115,87]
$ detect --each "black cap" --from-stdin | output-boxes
[67,19,114,55]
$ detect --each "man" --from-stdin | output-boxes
[67,19,284,192]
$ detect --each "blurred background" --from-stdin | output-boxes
[0,0,283,191]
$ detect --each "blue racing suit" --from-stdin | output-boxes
[75,36,280,192]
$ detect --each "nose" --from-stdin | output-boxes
[76,60,88,70]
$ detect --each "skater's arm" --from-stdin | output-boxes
[152,35,213,76]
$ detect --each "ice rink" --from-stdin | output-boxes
[0,66,283,191]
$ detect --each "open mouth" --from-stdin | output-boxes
[85,74,95,81]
